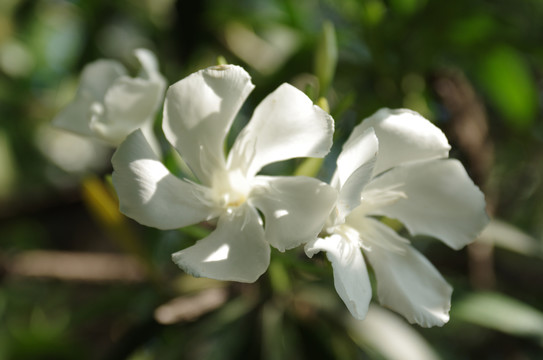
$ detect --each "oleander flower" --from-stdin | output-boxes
[305,108,488,327]
[53,48,165,154]
[112,64,337,282]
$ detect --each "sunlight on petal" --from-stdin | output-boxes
[130,159,169,204]
[273,209,289,219]
[203,244,230,262]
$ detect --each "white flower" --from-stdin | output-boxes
[111,64,337,283]
[305,108,489,327]
[53,49,165,154]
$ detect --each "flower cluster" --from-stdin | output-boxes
[54,54,488,327]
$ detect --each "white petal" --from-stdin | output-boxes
[77,59,127,100]
[134,48,164,82]
[334,127,378,188]
[228,83,334,178]
[352,108,450,175]
[332,127,378,221]
[112,130,216,230]
[53,60,126,137]
[163,65,255,184]
[52,96,96,137]
[139,122,162,158]
[305,235,372,320]
[346,217,410,254]
[365,159,488,249]
[172,204,270,283]
[250,176,337,251]
[91,76,164,145]
[362,221,452,327]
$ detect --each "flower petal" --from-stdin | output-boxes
[53,60,126,137]
[112,129,216,230]
[172,204,270,283]
[163,65,255,184]
[332,127,378,221]
[134,48,164,82]
[90,50,165,149]
[365,159,488,249]
[228,83,334,178]
[250,176,337,251]
[352,108,450,175]
[52,96,96,138]
[362,221,452,327]
[91,76,164,146]
[78,59,127,100]
[334,127,378,188]
[305,235,372,320]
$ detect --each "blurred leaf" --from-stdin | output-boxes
[262,303,285,360]
[317,96,331,113]
[0,129,16,198]
[189,295,258,359]
[454,292,543,344]
[7,306,79,360]
[347,304,440,360]
[163,146,198,181]
[127,349,154,360]
[330,92,356,125]
[178,224,213,240]
[448,14,496,46]
[315,21,338,96]
[203,296,256,330]
[477,45,537,130]
[477,219,543,258]
[0,290,6,316]
[154,288,228,325]
[81,176,159,282]
[0,0,20,15]
[0,39,35,78]
[27,1,85,75]
[82,176,123,228]
[294,285,340,315]
[217,55,227,65]
[29,307,70,335]
[293,158,324,177]
[224,22,301,75]
[362,0,387,26]
[268,257,291,294]
[173,274,226,294]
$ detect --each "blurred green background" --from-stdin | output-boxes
[1,0,543,359]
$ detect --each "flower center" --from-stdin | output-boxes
[211,168,251,212]
[331,223,360,247]
[323,224,363,264]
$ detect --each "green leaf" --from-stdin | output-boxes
[261,303,285,360]
[477,219,543,258]
[449,14,496,46]
[293,158,324,177]
[348,305,440,360]
[0,129,16,198]
[454,292,543,344]
[362,0,387,27]
[477,46,537,130]
[315,21,338,97]
[268,257,291,294]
